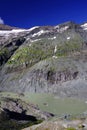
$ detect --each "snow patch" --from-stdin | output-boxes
[52,56,57,59]
[81,23,87,27]
[11,58,15,61]
[32,30,49,37]
[67,37,71,40]
[30,39,41,42]
[81,23,87,30]
[28,26,39,32]
[55,26,69,33]
[0,30,11,35]
[0,29,27,36]
[29,44,32,47]
[54,25,59,29]
[11,29,26,32]
[48,36,56,40]
[26,37,30,41]
[54,45,57,53]
[59,26,69,33]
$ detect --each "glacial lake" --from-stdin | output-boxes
[24,93,87,116]
[0,92,87,116]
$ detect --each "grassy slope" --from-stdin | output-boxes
[6,32,83,70]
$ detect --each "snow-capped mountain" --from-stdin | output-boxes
[0,21,87,98]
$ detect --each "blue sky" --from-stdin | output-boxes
[0,0,87,28]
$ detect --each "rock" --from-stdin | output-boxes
[22,119,86,130]
[0,97,54,121]
[0,97,55,130]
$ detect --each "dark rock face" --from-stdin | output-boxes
[0,21,87,98]
[3,108,37,121]
[0,97,44,130]
[0,37,26,66]
[0,95,55,130]
[0,97,54,120]
[0,98,38,115]
[47,70,78,83]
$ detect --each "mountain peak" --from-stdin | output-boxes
[0,24,20,30]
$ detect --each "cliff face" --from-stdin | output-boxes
[0,21,87,98]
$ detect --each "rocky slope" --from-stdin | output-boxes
[0,21,87,98]
[22,119,87,130]
[0,93,55,130]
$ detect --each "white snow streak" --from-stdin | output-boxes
[54,45,57,53]
[54,25,69,33]
[81,23,87,30]
[32,30,49,37]
[0,29,26,35]
[54,25,59,29]
[30,39,41,42]
[67,37,71,40]
[59,26,69,33]
[48,36,56,40]
[28,26,39,32]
